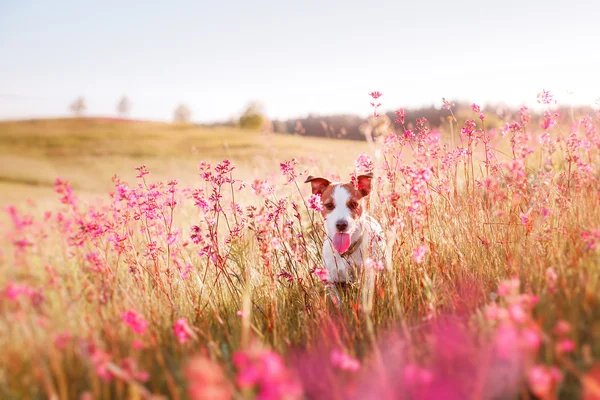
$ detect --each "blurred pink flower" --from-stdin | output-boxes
[556,339,576,354]
[355,153,374,175]
[121,310,148,335]
[413,245,428,264]
[528,365,562,399]
[186,355,233,400]
[314,268,329,282]
[552,320,572,336]
[307,194,323,212]
[365,258,384,271]
[174,318,194,344]
[233,347,302,400]
[330,349,361,372]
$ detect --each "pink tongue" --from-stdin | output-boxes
[333,233,351,254]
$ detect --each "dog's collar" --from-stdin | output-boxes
[340,233,363,257]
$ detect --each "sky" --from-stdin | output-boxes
[1,0,599,122]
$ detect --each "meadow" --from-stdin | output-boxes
[1,93,600,400]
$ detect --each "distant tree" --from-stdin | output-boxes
[239,101,266,130]
[69,96,86,117]
[173,104,192,124]
[117,95,131,118]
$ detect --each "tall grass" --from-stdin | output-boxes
[1,92,600,399]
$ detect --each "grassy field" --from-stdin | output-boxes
[1,108,600,400]
[0,118,369,206]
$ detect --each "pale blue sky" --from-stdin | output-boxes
[1,0,599,122]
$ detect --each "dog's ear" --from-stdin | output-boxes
[304,175,332,196]
[356,173,373,197]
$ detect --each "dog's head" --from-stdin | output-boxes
[305,173,373,254]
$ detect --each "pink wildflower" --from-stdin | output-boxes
[413,245,428,264]
[509,303,527,324]
[307,194,323,212]
[280,159,298,183]
[553,320,572,336]
[330,349,361,372]
[365,258,384,271]
[355,153,374,174]
[556,339,576,354]
[528,365,562,399]
[537,89,556,105]
[174,318,194,344]
[233,347,302,399]
[395,108,406,124]
[186,355,233,400]
[314,268,329,283]
[121,310,148,335]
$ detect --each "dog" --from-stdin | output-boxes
[305,172,386,306]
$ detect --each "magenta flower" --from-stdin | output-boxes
[330,349,361,372]
[121,310,148,335]
[354,153,374,175]
[413,245,428,264]
[233,347,302,400]
[307,194,323,212]
[173,318,194,344]
[314,268,329,282]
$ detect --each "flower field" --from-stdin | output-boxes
[2,92,600,399]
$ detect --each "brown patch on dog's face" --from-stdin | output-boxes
[319,184,337,218]
[340,183,365,220]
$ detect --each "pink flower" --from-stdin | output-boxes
[556,339,576,354]
[403,364,434,386]
[355,153,374,175]
[134,165,150,178]
[552,320,572,336]
[521,327,542,351]
[314,268,329,283]
[509,303,527,324]
[395,108,406,124]
[413,245,428,264]
[471,103,481,113]
[237,310,245,317]
[132,339,145,350]
[495,323,519,360]
[497,279,520,297]
[174,318,194,344]
[528,365,562,399]
[233,347,302,399]
[537,89,556,105]
[368,91,382,99]
[330,349,361,372]
[441,98,455,110]
[54,330,72,349]
[186,355,233,400]
[280,159,298,183]
[365,258,384,271]
[121,310,148,335]
[485,303,499,321]
[307,194,323,212]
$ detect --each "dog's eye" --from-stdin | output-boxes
[348,201,359,210]
[324,203,334,210]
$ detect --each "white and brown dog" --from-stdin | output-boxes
[305,172,386,292]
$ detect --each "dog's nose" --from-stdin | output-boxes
[336,220,348,232]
